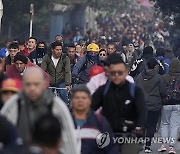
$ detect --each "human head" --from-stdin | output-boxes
[76,31,81,36]
[55,35,63,43]
[37,41,47,49]
[67,44,76,59]
[156,48,165,57]
[76,44,84,57]
[23,67,46,102]
[99,49,108,61]
[28,37,37,51]
[8,42,19,60]
[86,43,99,61]
[107,53,128,85]
[127,43,134,52]
[18,40,25,51]
[146,58,159,70]
[32,114,61,151]
[14,53,28,73]
[142,46,154,59]
[51,41,63,59]
[71,85,91,114]
[107,43,116,55]
[5,39,12,48]
[1,79,22,103]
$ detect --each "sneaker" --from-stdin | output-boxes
[144,146,152,153]
[158,144,167,152]
[169,146,176,154]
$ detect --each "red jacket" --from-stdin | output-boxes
[6,62,50,87]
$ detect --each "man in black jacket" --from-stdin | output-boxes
[92,53,147,154]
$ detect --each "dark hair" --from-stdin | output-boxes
[156,48,165,57]
[51,41,63,50]
[32,114,61,147]
[68,43,75,49]
[37,41,47,49]
[146,58,159,69]
[28,37,37,43]
[106,53,126,66]
[71,85,91,98]
[18,40,25,46]
[99,49,107,54]
[8,42,19,49]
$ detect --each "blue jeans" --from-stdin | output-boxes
[160,105,180,146]
[58,83,69,105]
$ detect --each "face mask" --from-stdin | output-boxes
[87,53,98,61]
[37,48,46,57]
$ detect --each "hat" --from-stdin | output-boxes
[89,66,104,78]
[14,53,28,64]
[1,78,22,92]
[87,43,99,53]
[142,46,154,58]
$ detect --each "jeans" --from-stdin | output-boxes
[58,83,69,105]
[146,109,161,146]
[160,105,180,146]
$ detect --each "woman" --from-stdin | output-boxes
[136,58,165,153]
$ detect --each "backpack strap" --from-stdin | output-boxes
[103,80,111,96]
[129,83,136,99]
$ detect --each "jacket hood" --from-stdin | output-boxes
[142,69,157,80]
[169,58,180,74]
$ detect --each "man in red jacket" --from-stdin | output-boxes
[6,53,49,86]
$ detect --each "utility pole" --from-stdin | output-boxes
[0,0,3,33]
[29,4,34,37]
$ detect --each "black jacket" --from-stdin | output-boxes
[92,81,147,133]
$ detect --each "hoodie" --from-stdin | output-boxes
[136,69,165,111]
[162,58,180,105]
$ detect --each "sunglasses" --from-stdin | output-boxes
[110,71,123,76]
[99,53,106,56]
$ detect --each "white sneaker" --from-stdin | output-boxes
[144,146,152,153]
[169,146,176,154]
[158,144,167,152]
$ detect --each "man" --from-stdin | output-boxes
[2,42,19,71]
[92,54,147,154]
[0,78,22,109]
[5,53,33,80]
[25,37,37,56]
[71,85,120,154]
[28,41,47,66]
[41,41,71,104]
[0,39,11,58]
[55,35,64,44]
[73,30,83,43]
[87,55,134,95]
[30,114,62,154]
[107,43,116,55]
[130,46,154,78]
[72,43,100,84]
[67,44,79,70]
[76,44,84,57]
[1,67,79,154]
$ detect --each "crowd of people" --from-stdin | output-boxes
[0,7,180,154]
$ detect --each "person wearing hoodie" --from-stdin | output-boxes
[136,58,165,153]
[158,58,180,154]
[130,46,154,78]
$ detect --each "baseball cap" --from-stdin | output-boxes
[1,78,22,92]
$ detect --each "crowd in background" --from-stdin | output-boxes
[0,7,180,154]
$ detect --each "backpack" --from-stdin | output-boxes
[164,76,180,102]
[103,80,136,99]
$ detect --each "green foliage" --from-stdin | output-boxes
[151,0,180,27]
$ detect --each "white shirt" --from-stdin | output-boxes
[87,72,134,94]
[51,56,59,68]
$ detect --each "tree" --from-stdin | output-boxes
[151,0,180,27]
